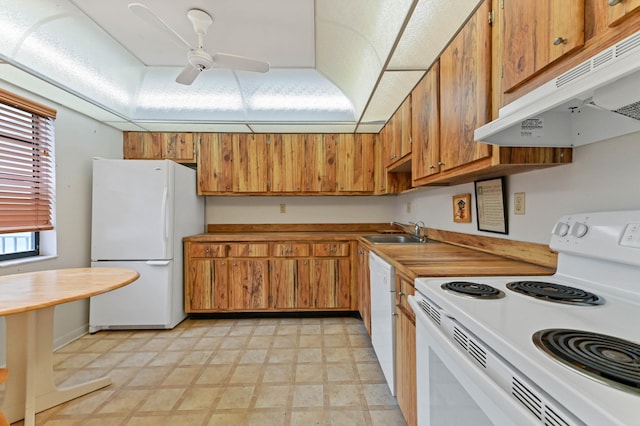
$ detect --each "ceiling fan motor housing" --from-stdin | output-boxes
[188,50,214,71]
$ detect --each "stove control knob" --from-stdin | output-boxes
[570,222,589,238]
[552,222,570,237]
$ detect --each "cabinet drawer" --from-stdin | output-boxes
[188,243,228,258]
[271,243,310,257]
[228,243,269,257]
[312,242,350,257]
[396,277,415,320]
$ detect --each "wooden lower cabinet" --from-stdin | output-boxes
[185,240,352,313]
[229,259,269,309]
[311,258,351,309]
[357,244,371,335]
[185,258,229,311]
[395,275,417,426]
[269,259,312,309]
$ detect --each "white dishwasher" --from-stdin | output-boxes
[369,252,396,395]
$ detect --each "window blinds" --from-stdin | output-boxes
[0,89,56,233]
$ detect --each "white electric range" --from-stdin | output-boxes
[409,210,640,426]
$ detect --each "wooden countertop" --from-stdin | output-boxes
[360,240,554,280]
[185,231,369,242]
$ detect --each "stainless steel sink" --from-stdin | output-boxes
[363,234,426,244]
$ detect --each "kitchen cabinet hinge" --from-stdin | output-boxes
[488,9,494,26]
[500,0,504,9]
[266,136,270,145]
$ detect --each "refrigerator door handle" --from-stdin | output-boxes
[146,260,171,266]
[161,186,169,247]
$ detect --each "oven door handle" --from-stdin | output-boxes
[408,295,540,426]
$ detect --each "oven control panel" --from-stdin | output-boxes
[550,211,640,265]
[620,223,640,248]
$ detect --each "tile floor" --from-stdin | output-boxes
[7,316,406,425]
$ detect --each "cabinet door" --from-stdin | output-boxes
[270,134,304,192]
[608,0,640,26]
[185,258,228,311]
[439,0,492,171]
[233,133,268,192]
[163,133,195,162]
[303,134,337,192]
[229,259,269,309]
[385,96,412,166]
[503,0,585,92]
[123,132,162,159]
[197,133,234,193]
[395,305,417,426]
[335,134,375,192]
[269,259,311,309]
[311,258,351,309]
[411,61,440,182]
[357,245,371,335]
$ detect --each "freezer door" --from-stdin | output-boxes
[89,260,179,331]
[91,159,174,261]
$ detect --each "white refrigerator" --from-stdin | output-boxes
[89,159,204,332]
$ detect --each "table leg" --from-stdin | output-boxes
[2,307,111,424]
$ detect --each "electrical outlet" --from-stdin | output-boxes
[279,204,286,214]
[406,202,412,214]
[514,192,526,215]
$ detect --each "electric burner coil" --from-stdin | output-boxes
[533,329,640,394]
[507,281,603,306]
[441,281,505,299]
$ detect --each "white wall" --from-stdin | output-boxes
[0,82,123,364]
[205,195,396,224]
[394,131,640,244]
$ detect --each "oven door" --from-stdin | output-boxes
[408,293,538,426]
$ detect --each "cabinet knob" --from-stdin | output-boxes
[608,0,624,5]
[429,164,436,170]
[553,37,567,46]
[437,161,445,166]
[398,292,405,297]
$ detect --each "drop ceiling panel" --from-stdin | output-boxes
[361,70,425,124]
[388,0,483,69]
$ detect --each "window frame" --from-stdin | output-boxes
[0,89,56,260]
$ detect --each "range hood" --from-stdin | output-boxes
[475,30,640,147]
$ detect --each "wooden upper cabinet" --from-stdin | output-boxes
[233,133,268,193]
[608,0,640,26]
[336,133,375,192]
[303,134,337,192]
[439,0,492,171]
[265,133,340,194]
[270,134,304,192]
[411,61,440,182]
[384,96,412,166]
[197,133,233,193]
[123,132,195,163]
[502,0,585,93]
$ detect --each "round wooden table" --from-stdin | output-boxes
[0,267,139,426]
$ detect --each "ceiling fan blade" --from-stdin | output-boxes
[175,64,200,85]
[128,3,193,50]
[214,53,270,73]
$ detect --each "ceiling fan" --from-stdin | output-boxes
[128,3,270,85]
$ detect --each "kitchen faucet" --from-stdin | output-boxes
[391,221,427,242]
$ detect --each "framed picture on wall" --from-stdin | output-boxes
[452,193,472,223]
[474,177,508,234]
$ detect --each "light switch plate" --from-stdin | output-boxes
[514,192,526,215]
